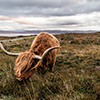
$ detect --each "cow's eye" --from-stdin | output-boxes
[34,51,38,55]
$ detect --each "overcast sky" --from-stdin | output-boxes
[0,0,100,31]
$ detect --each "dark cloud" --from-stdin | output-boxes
[0,0,100,17]
[0,0,78,8]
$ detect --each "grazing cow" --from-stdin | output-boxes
[0,32,60,81]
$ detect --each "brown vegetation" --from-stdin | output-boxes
[0,32,100,99]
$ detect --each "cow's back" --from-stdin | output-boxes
[29,32,60,56]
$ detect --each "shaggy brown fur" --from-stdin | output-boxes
[14,32,60,81]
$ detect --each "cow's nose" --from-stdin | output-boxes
[16,77,22,81]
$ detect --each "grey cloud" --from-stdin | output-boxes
[51,19,81,26]
[0,0,80,8]
[0,0,100,17]
[58,22,79,25]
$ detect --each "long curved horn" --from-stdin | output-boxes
[34,55,42,60]
[34,46,60,60]
[41,46,60,60]
[0,42,20,56]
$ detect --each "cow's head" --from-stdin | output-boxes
[0,43,60,81]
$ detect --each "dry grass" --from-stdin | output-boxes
[0,32,100,100]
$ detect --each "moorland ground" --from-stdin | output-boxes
[0,32,100,100]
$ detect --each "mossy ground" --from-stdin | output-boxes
[0,32,100,100]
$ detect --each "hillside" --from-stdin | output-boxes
[0,32,100,100]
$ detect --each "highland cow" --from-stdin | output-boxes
[0,32,60,81]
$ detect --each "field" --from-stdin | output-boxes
[0,32,100,100]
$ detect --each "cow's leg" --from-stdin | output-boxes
[48,58,56,72]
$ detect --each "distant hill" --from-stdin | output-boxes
[0,30,99,35]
